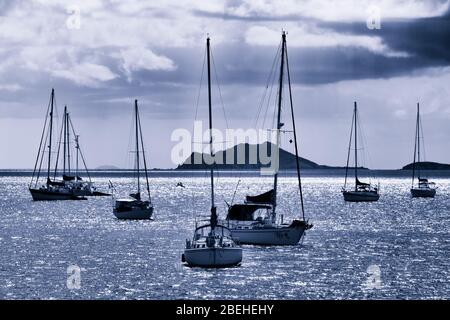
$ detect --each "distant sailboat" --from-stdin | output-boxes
[222,32,312,245]
[410,103,436,198]
[113,100,154,219]
[29,89,102,201]
[182,37,242,267]
[342,102,380,202]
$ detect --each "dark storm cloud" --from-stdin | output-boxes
[305,8,450,79]
[190,1,450,85]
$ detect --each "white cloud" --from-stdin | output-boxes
[51,62,117,87]
[245,25,410,57]
[119,47,177,81]
[0,84,23,92]
[225,0,450,21]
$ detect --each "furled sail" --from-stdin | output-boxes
[356,178,370,187]
[129,192,141,200]
[246,189,274,205]
[47,178,65,186]
[63,175,75,181]
[227,204,270,221]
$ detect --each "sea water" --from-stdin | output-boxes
[0,171,448,299]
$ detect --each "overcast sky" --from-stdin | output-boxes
[0,0,449,169]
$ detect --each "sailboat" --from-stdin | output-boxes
[113,99,154,219]
[29,89,101,201]
[342,102,380,202]
[410,103,436,198]
[222,32,312,245]
[182,37,242,267]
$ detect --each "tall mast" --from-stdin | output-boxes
[417,103,421,181]
[207,36,217,229]
[63,106,66,174]
[47,88,55,184]
[354,101,358,190]
[67,110,71,174]
[273,31,286,217]
[412,103,419,187]
[137,108,152,202]
[135,99,141,197]
[285,35,305,221]
[344,109,355,190]
[75,135,79,179]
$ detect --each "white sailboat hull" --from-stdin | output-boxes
[230,223,307,245]
[343,190,379,202]
[183,247,242,268]
[411,188,436,198]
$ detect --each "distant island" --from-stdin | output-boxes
[95,165,121,170]
[176,142,365,171]
[402,161,450,170]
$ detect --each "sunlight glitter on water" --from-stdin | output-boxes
[0,174,449,299]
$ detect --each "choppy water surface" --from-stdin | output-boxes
[0,173,449,299]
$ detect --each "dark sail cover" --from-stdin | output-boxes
[246,189,274,204]
[130,192,141,200]
[419,178,428,183]
[63,175,75,181]
[227,204,270,221]
[356,178,370,187]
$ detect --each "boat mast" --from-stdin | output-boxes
[273,31,286,219]
[135,99,141,198]
[63,106,67,174]
[67,110,71,174]
[47,88,55,185]
[412,104,418,187]
[137,107,152,202]
[206,36,217,229]
[75,135,79,179]
[285,34,306,221]
[417,103,421,182]
[354,101,358,191]
[344,108,355,190]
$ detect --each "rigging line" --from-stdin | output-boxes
[344,107,355,189]
[53,109,66,180]
[271,41,285,133]
[419,114,426,163]
[356,109,375,182]
[230,179,241,206]
[127,105,136,182]
[417,104,422,179]
[137,107,152,203]
[30,93,52,187]
[254,42,282,128]
[261,50,281,131]
[191,46,207,153]
[412,105,419,187]
[66,111,71,173]
[68,116,91,183]
[259,45,281,131]
[35,125,50,188]
[211,46,241,190]
[285,44,305,220]
[271,84,281,132]
[193,46,207,123]
[210,48,229,130]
